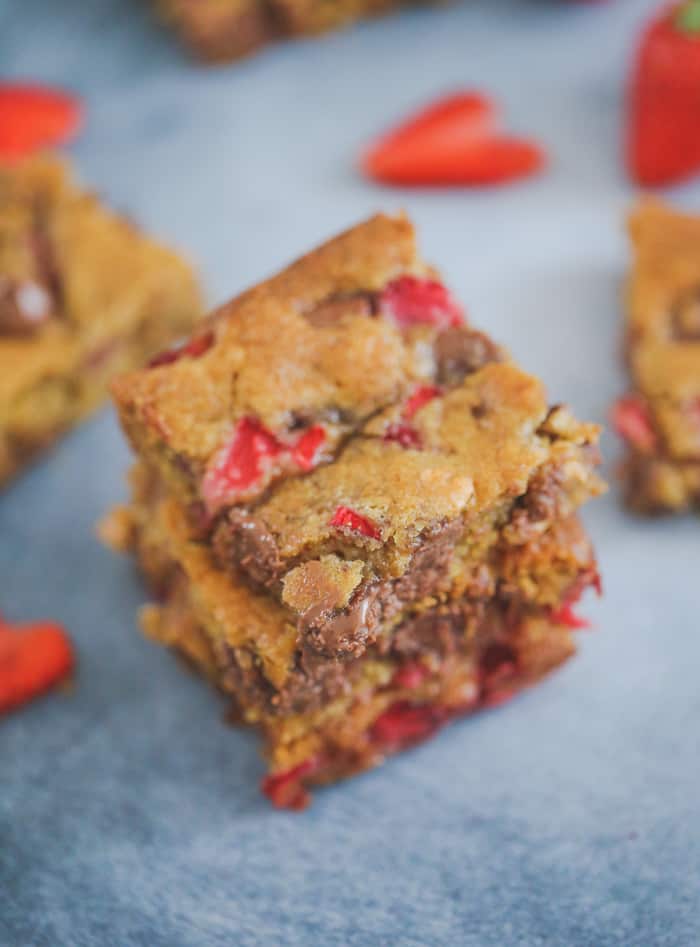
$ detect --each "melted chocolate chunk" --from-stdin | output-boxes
[435,326,502,385]
[304,587,382,657]
[214,510,283,587]
[299,522,463,658]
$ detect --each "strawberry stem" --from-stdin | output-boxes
[676,0,700,33]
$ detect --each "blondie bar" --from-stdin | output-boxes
[154,0,426,62]
[107,214,603,807]
[613,199,700,513]
[103,461,597,808]
[0,158,202,486]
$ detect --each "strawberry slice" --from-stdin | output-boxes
[0,616,74,714]
[611,394,658,453]
[362,92,544,187]
[330,505,381,540]
[203,417,283,511]
[363,92,495,181]
[0,83,83,161]
[380,276,464,330]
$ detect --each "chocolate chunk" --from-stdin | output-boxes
[305,292,376,328]
[214,510,282,587]
[671,287,700,341]
[388,605,475,661]
[434,326,502,385]
[394,519,463,601]
[304,587,382,657]
[0,277,52,335]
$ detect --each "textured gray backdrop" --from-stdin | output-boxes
[2,0,699,944]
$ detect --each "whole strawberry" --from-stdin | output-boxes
[628,1,700,186]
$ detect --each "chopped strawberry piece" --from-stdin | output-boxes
[261,757,320,811]
[0,616,74,714]
[551,604,591,630]
[383,422,422,449]
[370,701,445,750]
[390,660,430,690]
[403,384,443,420]
[380,276,464,330]
[291,425,326,472]
[148,330,214,368]
[0,83,83,161]
[330,506,381,540]
[203,417,283,511]
[611,394,658,453]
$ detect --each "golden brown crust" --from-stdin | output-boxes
[111,213,439,507]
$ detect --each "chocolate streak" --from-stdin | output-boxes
[216,596,542,718]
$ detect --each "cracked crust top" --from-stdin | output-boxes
[219,362,600,582]
[111,213,481,508]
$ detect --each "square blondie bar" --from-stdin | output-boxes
[613,200,700,513]
[107,214,603,807]
[0,157,202,486]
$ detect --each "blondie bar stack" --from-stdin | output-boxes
[613,200,700,513]
[0,158,202,486]
[105,214,604,808]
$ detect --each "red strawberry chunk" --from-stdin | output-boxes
[0,617,74,714]
[291,425,326,471]
[551,603,591,630]
[611,394,658,453]
[0,83,83,161]
[383,422,422,449]
[390,660,430,690]
[403,384,443,420]
[330,506,381,540]
[148,330,214,368]
[261,757,320,811]
[370,701,445,750]
[203,417,283,511]
[380,276,464,330]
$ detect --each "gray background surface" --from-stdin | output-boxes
[1,0,699,944]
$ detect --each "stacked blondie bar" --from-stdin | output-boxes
[105,214,604,807]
